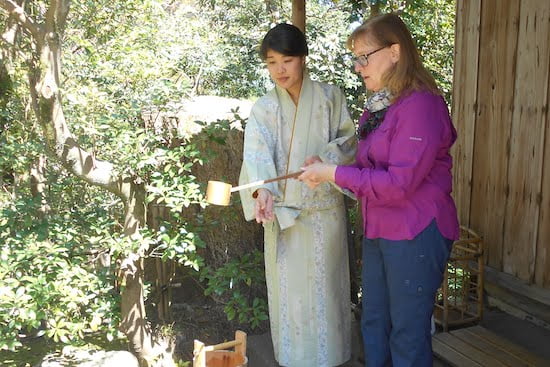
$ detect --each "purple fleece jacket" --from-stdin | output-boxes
[335,90,459,241]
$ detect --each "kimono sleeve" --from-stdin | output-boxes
[238,104,281,221]
[318,87,357,165]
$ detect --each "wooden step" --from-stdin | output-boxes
[432,325,549,367]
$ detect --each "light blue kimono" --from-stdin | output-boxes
[239,73,356,367]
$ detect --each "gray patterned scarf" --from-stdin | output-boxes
[357,89,393,139]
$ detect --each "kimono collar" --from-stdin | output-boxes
[273,71,314,230]
[274,69,311,104]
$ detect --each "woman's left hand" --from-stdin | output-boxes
[298,162,337,189]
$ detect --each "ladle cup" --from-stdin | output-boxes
[206,171,301,206]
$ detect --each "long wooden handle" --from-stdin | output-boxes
[205,339,242,352]
[230,171,301,193]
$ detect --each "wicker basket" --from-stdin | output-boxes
[434,226,484,331]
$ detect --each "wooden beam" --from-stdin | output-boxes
[485,265,550,307]
[292,0,305,33]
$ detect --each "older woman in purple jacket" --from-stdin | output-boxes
[298,13,459,367]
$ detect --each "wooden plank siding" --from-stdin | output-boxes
[534,5,550,289]
[470,0,520,271]
[452,0,550,289]
[451,0,481,228]
[503,1,550,281]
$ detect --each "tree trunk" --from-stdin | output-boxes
[30,154,50,217]
[118,181,175,366]
[291,0,306,33]
[0,59,11,192]
[0,1,175,365]
[1,7,17,192]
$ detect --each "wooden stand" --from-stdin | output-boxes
[434,226,484,331]
[193,330,247,367]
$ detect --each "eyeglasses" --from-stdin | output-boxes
[351,46,387,67]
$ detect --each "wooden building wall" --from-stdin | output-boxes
[452,0,550,289]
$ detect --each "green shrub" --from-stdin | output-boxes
[0,198,121,351]
[201,250,268,329]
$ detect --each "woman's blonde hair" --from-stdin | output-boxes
[347,13,440,99]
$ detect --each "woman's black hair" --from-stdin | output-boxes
[260,23,308,60]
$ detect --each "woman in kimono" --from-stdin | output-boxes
[239,23,356,366]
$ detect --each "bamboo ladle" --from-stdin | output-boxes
[206,171,301,206]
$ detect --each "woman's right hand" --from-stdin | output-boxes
[254,188,274,224]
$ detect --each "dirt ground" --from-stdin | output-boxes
[170,279,269,364]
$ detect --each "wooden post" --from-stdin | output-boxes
[193,340,206,367]
[234,330,247,359]
[292,0,306,33]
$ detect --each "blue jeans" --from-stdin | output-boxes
[361,220,452,367]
